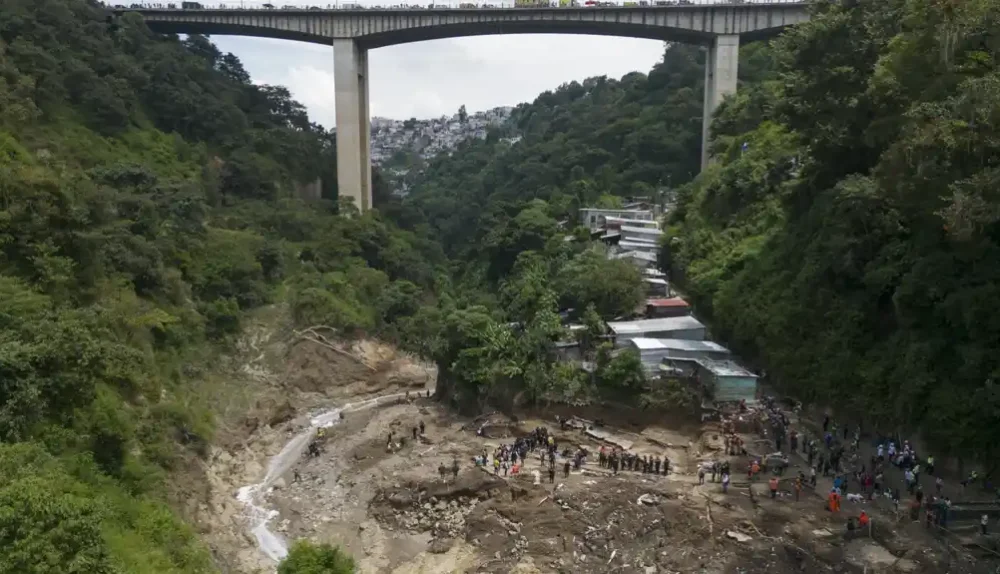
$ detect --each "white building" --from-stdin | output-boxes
[627,338,731,375]
[579,208,654,230]
[608,316,707,347]
[620,225,664,244]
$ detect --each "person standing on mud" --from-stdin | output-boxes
[655,457,661,475]
[451,458,459,479]
[412,426,418,440]
[563,460,571,478]
[419,420,425,435]
[722,472,730,494]
[549,465,556,483]
[387,431,393,449]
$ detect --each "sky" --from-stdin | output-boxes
[204,1,666,126]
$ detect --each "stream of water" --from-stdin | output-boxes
[235,391,415,565]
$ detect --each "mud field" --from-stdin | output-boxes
[197,327,997,574]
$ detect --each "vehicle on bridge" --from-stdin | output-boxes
[180,1,202,9]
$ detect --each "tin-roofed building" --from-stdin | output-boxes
[644,278,671,298]
[618,240,658,254]
[580,208,654,230]
[613,250,658,269]
[694,359,759,403]
[608,316,706,347]
[627,338,731,375]
[646,296,688,318]
[620,225,664,245]
[604,216,659,230]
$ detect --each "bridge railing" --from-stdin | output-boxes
[111,0,808,11]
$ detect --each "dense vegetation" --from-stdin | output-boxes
[666,0,1000,463]
[0,0,443,570]
[9,0,1000,568]
[403,0,1000,465]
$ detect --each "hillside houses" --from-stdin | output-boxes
[566,203,761,404]
[369,106,512,165]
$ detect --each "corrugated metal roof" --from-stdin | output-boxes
[618,240,658,251]
[605,216,659,227]
[647,297,687,307]
[620,225,664,236]
[643,268,666,277]
[608,316,705,335]
[695,358,757,378]
[644,278,669,286]
[613,251,658,262]
[628,338,729,353]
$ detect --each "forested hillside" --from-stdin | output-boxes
[0,0,443,570]
[666,0,1000,463]
[402,0,1000,464]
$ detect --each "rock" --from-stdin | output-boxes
[268,400,295,427]
[428,538,454,554]
[725,530,752,543]
[273,478,286,490]
[645,567,658,574]
[423,503,432,510]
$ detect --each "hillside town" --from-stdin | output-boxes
[560,202,760,409]
[370,106,513,165]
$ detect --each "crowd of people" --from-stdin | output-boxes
[597,447,670,476]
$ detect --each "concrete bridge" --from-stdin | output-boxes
[117,2,811,211]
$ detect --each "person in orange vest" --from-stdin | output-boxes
[769,476,779,499]
[859,510,870,530]
[828,489,841,512]
[751,460,760,481]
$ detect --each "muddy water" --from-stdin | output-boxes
[235,391,418,565]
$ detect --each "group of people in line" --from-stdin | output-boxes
[598,446,670,476]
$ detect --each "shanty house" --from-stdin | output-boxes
[646,297,689,318]
[644,278,671,298]
[608,316,706,347]
[627,338,731,375]
[695,359,759,403]
[620,225,664,245]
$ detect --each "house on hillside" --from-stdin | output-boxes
[579,208,654,230]
[627,338,731,376]
[644,278,671,298]
[618,240,659,254]
[620,225,664,245]
[646,297,689,318]
[657,357,759,402]
[604,216,660,231]
[608,316,706,347]
[694,359,759,403]
[613,250,658,269]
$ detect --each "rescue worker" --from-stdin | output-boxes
[769,476,779,499]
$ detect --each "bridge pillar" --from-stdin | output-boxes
[701,34,740,170]
[334,39,372,212]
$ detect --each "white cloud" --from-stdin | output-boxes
[205,3,666,126]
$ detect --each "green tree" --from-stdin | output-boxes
[278,541,355,574]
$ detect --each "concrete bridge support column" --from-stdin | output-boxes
[334,39,372,212]
[701,34,740,170]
